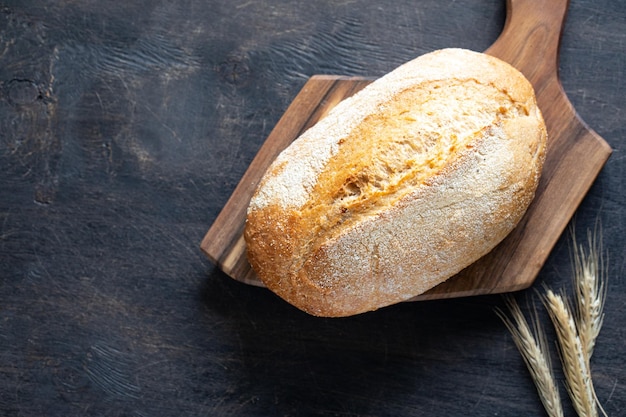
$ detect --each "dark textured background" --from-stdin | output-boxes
[0,1,624,416]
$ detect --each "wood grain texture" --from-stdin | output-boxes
[201,0,612,300]
[1,0,624,416]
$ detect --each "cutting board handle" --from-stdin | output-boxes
[486,0,568,91]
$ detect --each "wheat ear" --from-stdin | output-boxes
[572,228,606,361]
[572,227,608,417]
[543,290,598,417]
[497,297,564,417]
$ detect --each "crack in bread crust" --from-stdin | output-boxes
[294,79,530,281]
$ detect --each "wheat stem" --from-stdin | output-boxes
[572,227,609,417]
[497,297,564,417]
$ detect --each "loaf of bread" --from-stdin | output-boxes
[244,48,547,317]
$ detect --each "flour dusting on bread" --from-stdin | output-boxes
[245,48,547,317]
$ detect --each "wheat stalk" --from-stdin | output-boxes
[543,289,598,417]
[500,227,608,416]
[497,297,564,417]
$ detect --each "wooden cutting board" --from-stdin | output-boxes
[201,0,611,301]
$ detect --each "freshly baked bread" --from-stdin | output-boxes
[244,48,547,317]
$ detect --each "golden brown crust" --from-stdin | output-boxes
[244,48,547,317]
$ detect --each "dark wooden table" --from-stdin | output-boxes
[1,1,624,416]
